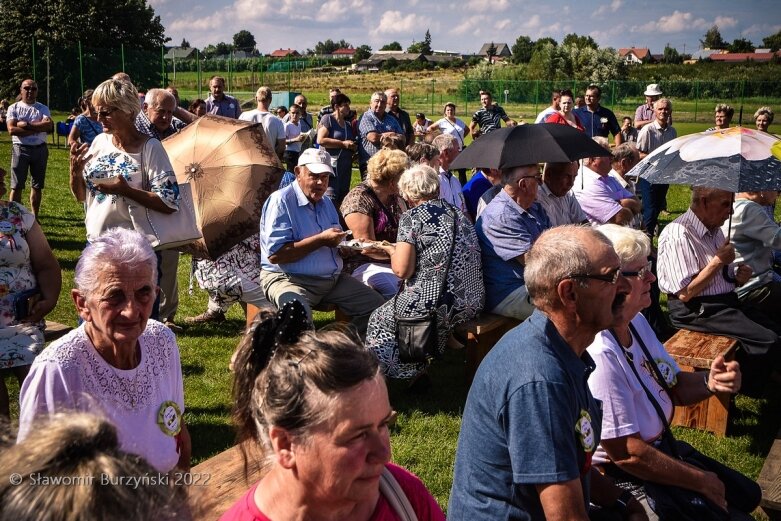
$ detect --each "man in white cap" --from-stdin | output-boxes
[259,148,385,333]
[634,84,670,129]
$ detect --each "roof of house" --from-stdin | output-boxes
[164,47,196,60]
[709,51,779,62]
[477,43,511,56]
[367,52,425,62]
[270,48,300,57]
[333,48,355,55]
[618,47,651,59]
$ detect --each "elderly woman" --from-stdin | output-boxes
[544,89,584,131]
[1,413,190,519]
[67,89,102,147]
[188,98,206,117]
[317,92,357,205]
[223,300,445,520]
[709,103,734,131]
[18,228,190,473]
[341,149,408,299]
[0,166,61,419]
[587,224,760,520]
[69,78,179,244]
[366,165,484,387]
[754,106,774,133]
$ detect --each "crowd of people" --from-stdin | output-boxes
[0,73,779,520]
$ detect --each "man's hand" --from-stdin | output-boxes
[319,227,348,247]
[713,242,736,266]
[735,263,753,286]
[697,469,728,512]
[708,355,741,393]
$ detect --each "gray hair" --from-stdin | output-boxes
[525,225,613,310]
[754,106,774,124]
[144,88,175,109]
[398,164,440,201]
[405,143,439,163]
[715,103,734,118]
[501,165,536,186]
[611,143,638,164]
[691,185,730,207]
[370,91,387,102]
[596,224,650,267]
[653,97,672,110]
[431,133,457,153]
[74,228,157,297]
[92,79,141,119]
[592,136,610,150]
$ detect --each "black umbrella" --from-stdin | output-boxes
[450,123,612,170]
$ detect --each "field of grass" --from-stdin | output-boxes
[1,117,779,517]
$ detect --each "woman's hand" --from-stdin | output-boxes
[342,140,356,150]
[94,175,130,196]
[69,142,91,177]
[24,297,57,324]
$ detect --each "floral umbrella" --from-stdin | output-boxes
[631,127,781,192]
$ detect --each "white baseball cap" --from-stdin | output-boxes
[297,147,334,176]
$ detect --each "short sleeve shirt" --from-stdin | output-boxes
[449,310,601,520]
[574,166,634,224]
[7,101,50,145]
[239,110,285,144]
[476,190,550,309]
[573,105,620,139]
[536,183,588,227]
[472,104,508,134]
[206,94,241,119]
[358,111,403,164]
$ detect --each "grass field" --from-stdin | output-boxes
[1,116,780,517]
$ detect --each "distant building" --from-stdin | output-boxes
[164,47,197,60]
[269,48,301,58]
[709,51,781,63]
[618,47,653,65]
[477,43,512,59]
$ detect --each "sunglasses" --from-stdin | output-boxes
[22,86,38,91]
[566,266,621,285]
[96,108,119,119]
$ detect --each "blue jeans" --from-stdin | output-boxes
[636,178,669,237]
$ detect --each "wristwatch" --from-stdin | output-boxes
[613,489,635,513]
[704,373,716,394]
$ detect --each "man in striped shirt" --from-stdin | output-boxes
[469,90,516,139]
[658,187,778,390]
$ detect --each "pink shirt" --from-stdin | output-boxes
[219,463,445,521]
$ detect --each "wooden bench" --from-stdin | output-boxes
[191,443,264,520]
[461,312,520,384]
[663,329,739,436]
[758,427,781,520]
[44,320,72,343]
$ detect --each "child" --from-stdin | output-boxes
[413,112,432,142]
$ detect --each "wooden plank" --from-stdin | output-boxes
[464,314,520,384]
[664,329,736,369]
[191,443,264,520]
[44,320,72,343]
[759,428,781,517]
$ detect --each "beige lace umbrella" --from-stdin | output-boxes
[162,115,284,260]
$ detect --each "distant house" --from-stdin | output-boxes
[477,43,512,59]
[164,47,196,60]
[269,49,301,58]
[214,50,253,60]
[709,51,781,63]
[618,47,653,65]
[333,47,355,58]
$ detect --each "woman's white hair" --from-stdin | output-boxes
[595,224,650,266]
[398,164,440,202]
[92,78,141,119]
[74,228,157,297]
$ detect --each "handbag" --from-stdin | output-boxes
[608,324,760,520]
[394,205,458,364]
[127,138,201,251]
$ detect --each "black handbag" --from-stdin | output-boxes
[394,205,458,364]
[608,324,760,521]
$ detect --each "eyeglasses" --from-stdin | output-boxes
[566,266,621,285]
[96,108,118,119]
[22,86,38,91]
[621,260,653,280]
[519,174,543,184]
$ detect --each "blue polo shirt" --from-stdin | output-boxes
[573,105,621,139]
[260,181,343,277]
[461,170,492,219]
[476,190,550,309]
[449,309,602,520]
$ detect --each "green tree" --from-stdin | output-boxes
[528,41,626,83]
[233,30,256,53]
[180,38,190,49]
[534,37,558,51]
[511,35,534,64]
[421,29,432,55]
[214,42,233,56]
[562,33,598,50]
[728,37,755,53]
[486,42,497,64]
[661,44,683,64]
[762,29,781,51]
[313,39,351,55]
[701,25,726,49]
[0,0,167,108]
[380,41,402,51]
[354,44,372,62]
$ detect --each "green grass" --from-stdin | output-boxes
[1,115,779,516]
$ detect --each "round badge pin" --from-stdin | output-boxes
[157,401,182,436]
[655,359,678,387]
[575,409,596,452]
[0,221,15,235]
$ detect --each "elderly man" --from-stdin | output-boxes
[633,83,668,129]
[534,89,561,123]
[573,85,622,146]
[469,90,516,138]
[450,225,644,520]
[658,187,779,392]
[7,79,52,217]
[259,148,385,333]
[432,134,467,214]
[385,88,413,146]
[239,86,286,159]
[205,76,241,119]
[537,161,588,227]
[574,137,641,226]
[636,98,677,237]
[477,165,550,320]
[358,91,404,178]
[608,143,640,195]
[163,86,189,130]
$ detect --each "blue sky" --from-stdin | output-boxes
[149,0,781,55]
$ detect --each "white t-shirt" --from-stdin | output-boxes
[239,109,285,145]
[82,133,178,242]
[285,121,302,153]
[434,118,467,150]
[18,321,185,472]
[587,313,680,465]
[439,169,467,214]
[7,101,51,145]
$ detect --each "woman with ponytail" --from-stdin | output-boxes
[221,299,445,521]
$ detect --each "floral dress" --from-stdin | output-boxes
[366,199,485,379]
[0,203,44,368]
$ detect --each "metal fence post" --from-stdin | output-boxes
[160,45,164,88]
[78,41,84,95]
[431,79,435,115]
[121,43,126,72]
[31,37,36,81]
[694,80,699,123]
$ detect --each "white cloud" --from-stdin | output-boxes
[713,16,738,29]
[315,0,370,22]
[467,0,509,11]
[632,11,740,34]
[495,19,511,31]
[169,13,226,32]
[520,14,542,31]
[370,10,428,36]
[593,0,623,18]
[743,23,781,36]
[452,15,487,36]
